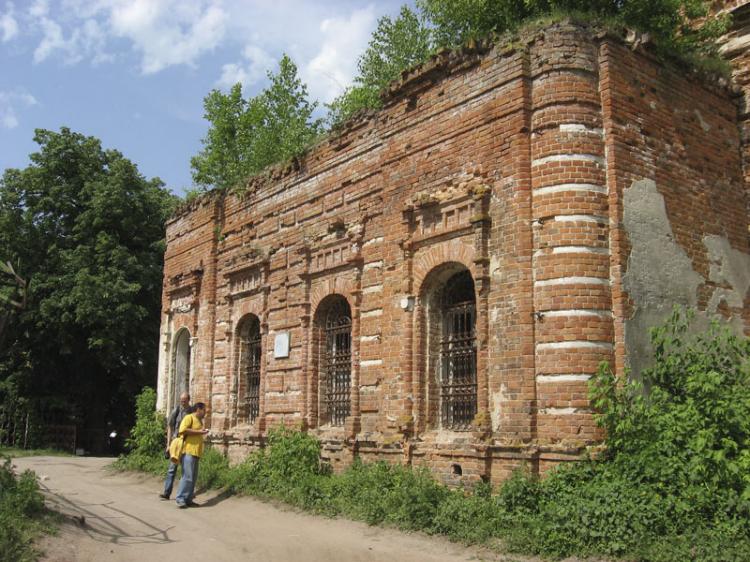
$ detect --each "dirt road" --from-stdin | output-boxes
[12,456,519,562]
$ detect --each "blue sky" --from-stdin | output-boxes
[0,0,409,195]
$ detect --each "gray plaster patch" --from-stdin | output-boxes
[694,109,711,133]
[623,179,703,376]
[622,179,750,377]
[703,235,750,312]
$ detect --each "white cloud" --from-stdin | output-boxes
[0,91,38,129]
[108,0,227,74]
[216,44,275,90]
[20,0,399,95]
[301,6,377,103]
[32,13,110,64]
[0,2,18,42]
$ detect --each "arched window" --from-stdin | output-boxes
[316,296,352,426]
[422,267,477,430]
[236,315,262,423]
[439,270,477,429]
[172,329,191,411]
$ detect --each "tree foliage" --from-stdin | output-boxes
[328,6,433,126]
[0,128,175,446]
[418,0,726,55]
[191,55,323,191]
[329,0,726,126]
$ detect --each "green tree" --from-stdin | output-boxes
[191,54,323,191]
[329,0,726,125]
[0,128,175,449]
[418,0,726,54]
[328,6,433,126]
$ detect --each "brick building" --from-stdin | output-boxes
[157,20,750,484]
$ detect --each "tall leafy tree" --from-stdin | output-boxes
[191,54,323,191]
[329,0,726,126]
[0,128,175,447]
[418,0,726,54]
[327,6,433,126]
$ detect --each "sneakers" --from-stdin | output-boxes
[176,501,187,509]
[158,493,169,500]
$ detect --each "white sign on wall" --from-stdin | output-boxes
[274,332,290,358]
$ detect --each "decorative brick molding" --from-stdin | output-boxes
[158,21,750,484]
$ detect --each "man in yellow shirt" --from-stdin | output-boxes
[175,402,209,508]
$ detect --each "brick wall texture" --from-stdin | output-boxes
[157,22,750,485]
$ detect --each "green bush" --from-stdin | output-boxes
[0,456,50,562]
[114,310,750,561]
[196,447,229,490]
[499,309,750,559]
[112,387,166,475]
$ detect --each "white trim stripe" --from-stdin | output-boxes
[360,334,380,342]
[532,153,604,167]
[536,341,613,351]
[534,276,610,287]
[361,359,383,367]
[534,246,609,257]
[540,309,613,319]
[363,237,384,247]
[361,309,383,318]
[537,374,592,382]
[363,260,383,271]
[539,407,585,415]
[362,284,383,294]
[559,124,604,135]
[533,183,607,196]
[552,246,609,255]
[554,214,607,223]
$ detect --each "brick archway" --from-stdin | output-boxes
[413,239,477,294]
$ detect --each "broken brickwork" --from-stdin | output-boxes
[157,22,750,485]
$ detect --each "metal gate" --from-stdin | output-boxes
[440,275,477,429]
[324,301,351,426]
[243,320,262,423]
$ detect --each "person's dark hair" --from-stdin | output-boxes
[193,402,206,411]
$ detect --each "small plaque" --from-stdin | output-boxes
[274,332,290,358]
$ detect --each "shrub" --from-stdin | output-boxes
[0,456,49,562]
[499,309,750,559]
[112,387,166,475]
[114,310,749,561]
[196,447,230,490]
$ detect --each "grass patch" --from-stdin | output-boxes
[0,447,73,458]
[0,455,56,562]
[116,311,750,561]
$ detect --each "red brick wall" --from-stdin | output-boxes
[159,22,750,484]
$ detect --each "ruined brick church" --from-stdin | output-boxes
[157,7,750,484]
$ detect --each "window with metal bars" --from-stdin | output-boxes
[238,315,261,423]
[439,271,477,430]
[322,298,351,426]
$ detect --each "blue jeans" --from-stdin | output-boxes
[163,459,179,497]
[175,454,199,506]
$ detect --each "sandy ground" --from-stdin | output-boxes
[12,456,531,562]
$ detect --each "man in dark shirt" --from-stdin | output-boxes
[159,392,191,500]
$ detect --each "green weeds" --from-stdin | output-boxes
[116,310,750,561]
[0,456,53,562]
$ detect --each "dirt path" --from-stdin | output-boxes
[12,456,526,562]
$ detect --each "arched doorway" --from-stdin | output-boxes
[236,314,262,423]
[171,328,191,411]
[421,266,477,430]
[314,295,352,426]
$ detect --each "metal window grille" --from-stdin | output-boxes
[242,321,262,423]
[324,301,351,426]
[439,274,477,429]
